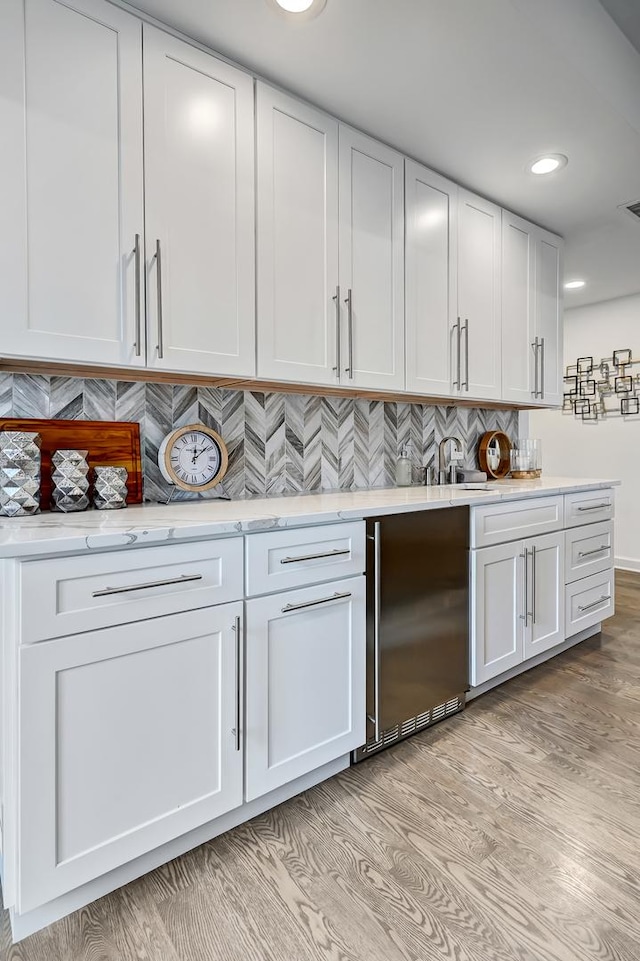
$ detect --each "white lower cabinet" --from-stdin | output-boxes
[523,531,564,660]
[18,603,243,912]
[245,576,366,802]
[471,540,524,686]
[471,530,564,686]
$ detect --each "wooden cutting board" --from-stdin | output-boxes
[0,418,142,510]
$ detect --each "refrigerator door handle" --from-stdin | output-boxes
[366,521,382,743]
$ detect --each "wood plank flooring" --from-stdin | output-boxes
[3,569,640,960]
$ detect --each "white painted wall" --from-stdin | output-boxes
[529,293,640,571]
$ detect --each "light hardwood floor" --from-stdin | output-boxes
[3,570,640,960]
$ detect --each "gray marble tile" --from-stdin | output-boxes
[12,374,50,418]
[0,373,520,500]
[50,376,84,420]
[84,378,116,421]
[0,373,13,418]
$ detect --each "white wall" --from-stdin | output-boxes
[530,292,640,570]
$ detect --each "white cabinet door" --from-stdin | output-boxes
[0,0,144,367]
[256,85,339,385]
[405,160,458,397]
[144,26,255,376]
[18,604,243,912]
[245,576,365,801]
[457,190,502,400]
[534,228,563,407]
[339,127,405,391]
[471,541,524,687]
[501,211,535,404]
[524,531,564,659]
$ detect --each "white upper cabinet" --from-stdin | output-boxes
[256,85,339,385]
[339,127,405,391]
[0,0,145,366]
[534,228,563,407]
[501,215,563,407]
[405,161,458,397]
[144,26,255,376]
[501,211,536,404]
[457,190,502,399]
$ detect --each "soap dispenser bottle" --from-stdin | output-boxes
[396,443,413,487]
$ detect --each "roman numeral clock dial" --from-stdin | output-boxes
[158,424,229,492]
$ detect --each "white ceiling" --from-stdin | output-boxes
[125,0,640,309]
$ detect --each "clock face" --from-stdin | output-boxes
[158,425,228,491]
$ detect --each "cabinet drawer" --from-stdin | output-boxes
[20,539,244,642]
[245,522,365,597]
[471,496,563,548]
[564,489,615,528]
[565,522,614,584]
[565,569,615,638]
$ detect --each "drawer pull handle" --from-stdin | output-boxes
[578,594,611,613]
[280,548,350,565]
[578,545,609,558]
[92,573,203,598]
[281,591,351,614]
[576,502,611,512]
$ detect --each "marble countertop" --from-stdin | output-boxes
[0,477,620,559]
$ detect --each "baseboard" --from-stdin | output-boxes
[615,556,640,573]
[7,755,349,943]
[467,624,601,701]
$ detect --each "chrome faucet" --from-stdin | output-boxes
[438,436,463,485]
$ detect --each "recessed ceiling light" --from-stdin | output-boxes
[275,0,313,9]
[529,154,568,175]
[267,0,327,16]
[564,280,585,289]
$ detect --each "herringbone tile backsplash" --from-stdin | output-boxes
[0,373,520,502]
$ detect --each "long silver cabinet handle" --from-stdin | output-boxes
[452,319,460,389]
[92,573,203,598]
[530,545,537,624]
[155,238,164,359]
[281,591,351,614]
[532,338,539,397]
[519,550,528,625]
[232,615,241,752]
[578,545,609,558]
[576,502,611,512]
[578,594,611,613]
[332,285,341,374]
[540,336,545,399]
[462,318,469,391]
[133,233,142,357]
[367,521,382,743]
[280,548,350,565]
[344,288,353,379]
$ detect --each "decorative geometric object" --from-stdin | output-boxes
[613,348,632,367]
[621,397,640,415]
[577,357,593,375]
[564,347,640,420]
[0,431,42,516]
[51,449,90,513]
[93,466,128,510]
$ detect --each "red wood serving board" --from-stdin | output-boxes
[0,418,142,510]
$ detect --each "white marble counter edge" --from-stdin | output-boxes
[0,478,619,559]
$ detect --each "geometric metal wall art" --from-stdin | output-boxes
[563,348,640,421]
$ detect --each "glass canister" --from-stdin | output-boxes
[510,438,542,478]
